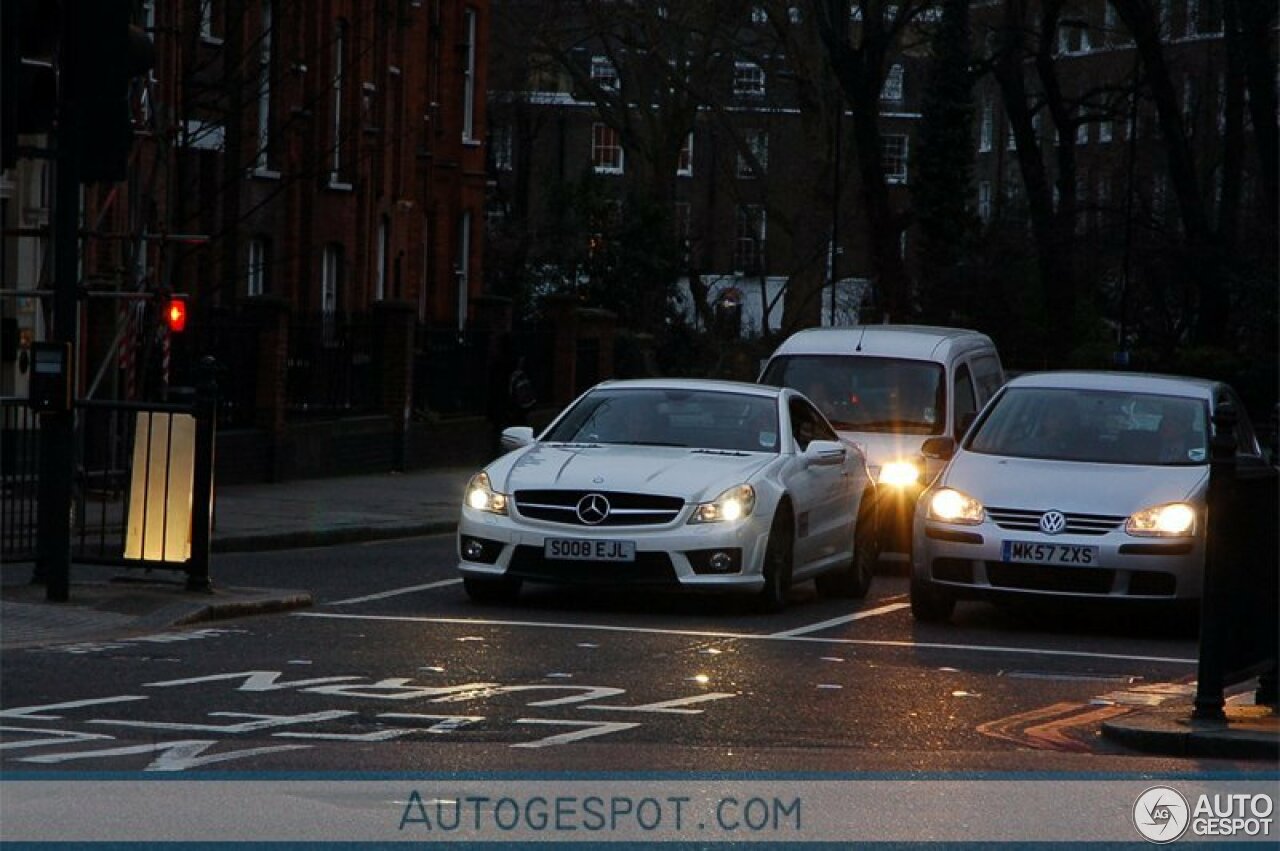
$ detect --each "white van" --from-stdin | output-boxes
[759,325,1004,559]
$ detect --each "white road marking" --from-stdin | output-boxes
[293,611,1197,665]
[769,602,910,637]
[326,578,462,606]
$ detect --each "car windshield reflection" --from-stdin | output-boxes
[968,387,1209,465]
[760,354,944,434]
[543,388,780,453]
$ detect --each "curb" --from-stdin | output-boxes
[1101,708,1280,761]
[211,522,456,553]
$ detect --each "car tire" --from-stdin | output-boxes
[909,575,955,623]
[816,504,877,599]
[463,576,522,604]
[757,505,794,613]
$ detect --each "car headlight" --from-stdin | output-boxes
[1125,502,1196,536]
[927,487,984,525]
[689,484,756,524]
[464,472,508,515]
[879,460,921,487]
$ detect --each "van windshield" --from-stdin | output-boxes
[760,355,945,434]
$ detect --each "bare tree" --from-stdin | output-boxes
[813,0,930,321]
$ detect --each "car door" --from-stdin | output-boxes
[784,396,853,571]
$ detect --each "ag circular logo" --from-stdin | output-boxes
[1134,786,1190,843]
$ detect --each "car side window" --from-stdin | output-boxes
[789,398,835,450]
[1218,391,1262,457]
[971,353,1004,403]
[952,364,977,436]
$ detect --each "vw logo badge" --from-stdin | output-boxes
[1039,510,1067,535]
[576,493,610,525]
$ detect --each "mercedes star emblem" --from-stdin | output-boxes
[576,493,611,525]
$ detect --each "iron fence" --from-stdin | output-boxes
[287,312,378,417]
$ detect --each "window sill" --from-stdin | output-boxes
[592,167,624,176]
[251,167,281,180]
[200,35,224,47]
[326,179,354,192]
[462,137,482,148]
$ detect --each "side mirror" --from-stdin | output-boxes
[500,426,535,452]
[921,436,956,461]
[804,439,847,466]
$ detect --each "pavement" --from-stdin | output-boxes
[1,465,1276,761]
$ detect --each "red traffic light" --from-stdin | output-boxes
[163,298,187,333]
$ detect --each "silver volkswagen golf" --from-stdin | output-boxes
[909,371,1265,622]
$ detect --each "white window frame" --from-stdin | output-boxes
[375,217,388,301]
[882,134,909,185]
[979,99,993,152]
[1186,0,1200,36]
[492,124,512,171]
[590,56,618,91]
[881,64,904,102]
[462,8,477,142]
[330,21,346,184]
[456,212,471,332]
[734,205,766,274]
[591,123,624,174]
[321,244,341,346]
[1099,120,1113,143]
[247,238,267,297]
[676,132,693,177]
[255,0,273,172]
[733,61,765,98]
[978,181,992,223]
[737,129,768,178]
[1076,121,1089,145]
[200,0,221,43]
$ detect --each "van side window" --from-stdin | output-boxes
[971,354,1004,402]
[952,364,977,435]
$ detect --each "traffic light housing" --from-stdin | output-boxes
[163,298,188,334]
[1,0,59,169]
[63,0,155,183]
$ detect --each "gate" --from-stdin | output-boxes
[0,360,217,590]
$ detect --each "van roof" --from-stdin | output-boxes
[768,325,996,362]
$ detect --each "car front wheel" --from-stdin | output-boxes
[757,506,794,613]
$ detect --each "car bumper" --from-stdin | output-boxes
[911,518,1205,601]
[456,507,773,592]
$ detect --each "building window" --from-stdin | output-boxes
[1006,125,1016,151]
[734,205,766,274]
[591,123,624,173]
[199,0,221,42]
[330,20,347,183]
[247,237,269,296]
[738,129,768,178]
[882,134,908,184]
[789,6,802,23]
[375,216,389,301]
[1186,0,1199,35]
[979,99,993,152]
[1076,121,1089,145]
[321,244,342,345]
[255,0,273,171]
[733,61,765,97]
[1099,120,1112,143]
[881,64,904,102]
[978,181,992,223]
[590,56,617,91]
[491,124,512,171]
[456,212,471,332]
[677,132,693,177]
[1104,3,1119,43]
[751,6,768,24]
[462,8,477,142]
